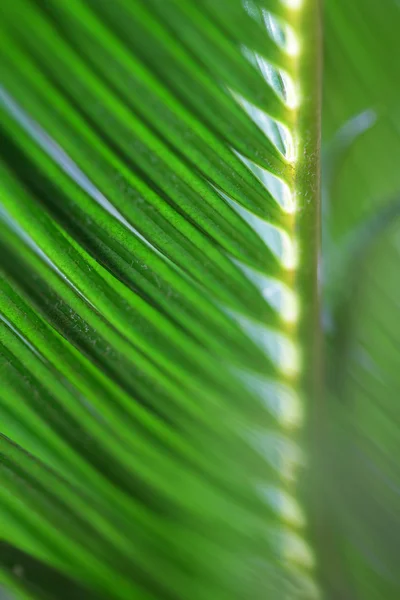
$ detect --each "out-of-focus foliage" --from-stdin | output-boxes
[322,1,400,598]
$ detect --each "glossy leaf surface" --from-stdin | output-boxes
[0,1,320,599]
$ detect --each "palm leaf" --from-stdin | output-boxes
[0,1,321,599]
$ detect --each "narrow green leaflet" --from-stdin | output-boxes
[0,0,321,599]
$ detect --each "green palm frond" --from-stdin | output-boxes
[1,0,400,599]
[0,1,321,599]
